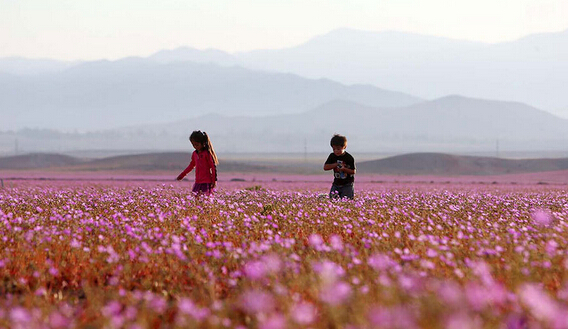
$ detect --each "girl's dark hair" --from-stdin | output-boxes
[190,130,219,165]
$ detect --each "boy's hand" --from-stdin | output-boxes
[323,163,339,171]
[176,174,184,181]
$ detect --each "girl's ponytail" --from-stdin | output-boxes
[203,131,219,165]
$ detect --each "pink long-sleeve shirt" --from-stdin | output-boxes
[178,150,217,183]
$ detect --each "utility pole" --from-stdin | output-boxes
[15,138,19,155]
[496,138,499,158]
[304,138,307,162]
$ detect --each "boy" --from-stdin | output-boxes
[323,134,356,199]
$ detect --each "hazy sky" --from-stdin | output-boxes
[2,0,567,61]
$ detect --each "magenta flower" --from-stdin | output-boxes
[465,283,490,310]
[545,240,558,256]
[34,287,47,296]
[438,281,463,304]
[469,261,494,286]
[519,283,560,321]
[244,260,266,280]
[178,298,210,321]
[240,290,275,314]
[260,254,282,274]
[9,307,31,324]
[102,301,122,317]
[426,249,438,258]
[291,302,317,325]
[368,253,395,272]
[49,267,59,276]
[259,313,286,329]
[531,209,554,227]
[49,312,71,328]
[329,234,344,251]
[313,260,345,284]
[445,312,482,329]
[308,234,324,249]
[319,281,352,305]
[368,306,417,329]
[149,296,167,314]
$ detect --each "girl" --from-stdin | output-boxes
[176,130,219,195]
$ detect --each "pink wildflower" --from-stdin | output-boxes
[244,260,266,280]
[329,234,344,251]
[240,290,275,314]
[445,312,482,329]
[178,298,210,321]
[426,249,438,257]
[312,260,345,284]
[291,302,317,325]
[368,306,417,329]
[259,313,286,329]
[49,312,71,328]
[531,209,554,227]
[308,234,324,249]
[261,254,282,274]
[368,253,395,272]
[519,283,560,321]
[319,281,352,305]
[9,307,31,324]
[102,301,122,317]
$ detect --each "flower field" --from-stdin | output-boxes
[1,180,568,328]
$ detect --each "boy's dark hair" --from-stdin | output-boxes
[330,134,347,147]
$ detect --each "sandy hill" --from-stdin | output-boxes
[357,153,568,175]
[0,152,281,173]
[0,153,83,169]
[3,152,568,176]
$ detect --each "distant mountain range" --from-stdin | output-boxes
[0,58,420,131]
[2,152,568,176]
[234,28,568,113]
[0,29,568,117]
[3,28,566,116]
[2,28,568,155]
[2,95,568,154]
[122,95,568,153]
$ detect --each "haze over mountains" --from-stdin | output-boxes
[1,28,568,156]
[3,28,568,114]
[3,96,568,154]
[0,58,420,131]
[235,28,568,114]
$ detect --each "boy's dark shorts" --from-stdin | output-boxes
[329,183,354,200]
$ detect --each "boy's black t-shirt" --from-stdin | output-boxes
[325,152,355,185]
